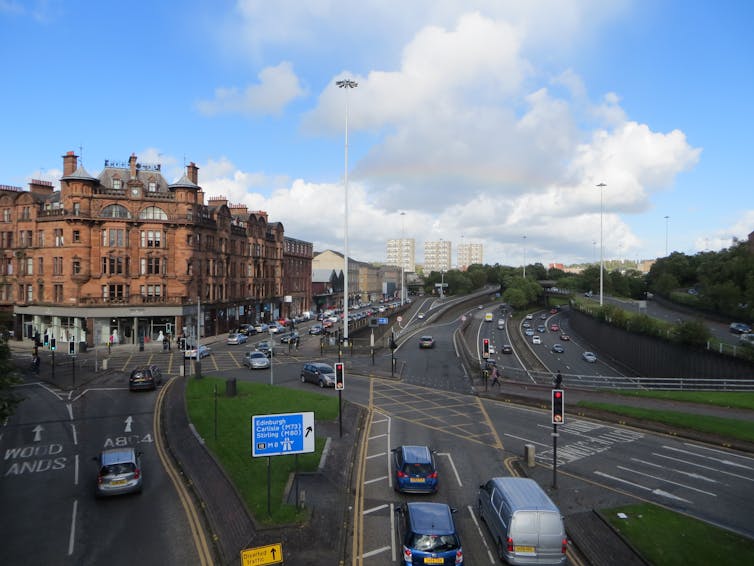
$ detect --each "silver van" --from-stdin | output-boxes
[478,477,567,565]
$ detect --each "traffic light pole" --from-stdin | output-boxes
[552,423,558,489]
[51,350,55,380]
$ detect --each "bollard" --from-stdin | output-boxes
[102,358,108,370]
[179,365,184,376]
[524,444,536,468]
[226,377,237,397]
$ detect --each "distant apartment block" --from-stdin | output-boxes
[386,238,415,273]
[457,242,483,271]
[424,240,452,273]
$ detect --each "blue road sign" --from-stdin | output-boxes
[378,317,388,325]
[251,412,315,457]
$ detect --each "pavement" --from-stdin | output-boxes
[8,335,754,566]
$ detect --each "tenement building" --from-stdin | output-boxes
[0,151,311,350]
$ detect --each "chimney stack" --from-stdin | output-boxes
[62,151,78,176]
[129,153,138,179]
[187,162,199,185]
[29,179,54,196]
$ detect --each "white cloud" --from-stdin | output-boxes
[196,62,306,117]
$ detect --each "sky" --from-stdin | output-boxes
[2,0,753,269]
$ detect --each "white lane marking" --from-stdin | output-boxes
[438,452,462,487]
[505,434,549,448]
[594,471,691,503]
[367,451,385,460]
[467,504,496,564]
[683,442,754,463]
[364,504,389,515]
[369,433,387,440]
[365,475,388,485]
[663,445,754,470]
[68,499,78,556]
[630,457,718,483]
[32,425,43,442]
[616,465,716,496]
[71,424,78,446]
[66,403,73,420]
[363,546,391,559]
[652,452,754,482]
[74,454,79,486]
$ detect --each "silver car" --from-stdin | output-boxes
[243,350,271,369]
[94,447,143,497]
[300,362,336,388]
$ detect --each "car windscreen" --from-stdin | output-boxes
[101,462,135,476]
[407,533,460,552]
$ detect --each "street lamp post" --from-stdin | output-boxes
[337,78,358,345]
[596,183,606,306]
[400,212,406,305]
[522,235,527,278]
[664,215,670,256]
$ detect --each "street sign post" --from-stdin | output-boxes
[241,543,283,566]
[251,412,315,457]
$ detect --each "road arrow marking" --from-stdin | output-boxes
[33,425,44,442]
[124,416,133,433]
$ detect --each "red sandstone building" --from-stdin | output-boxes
[0,151,311,349]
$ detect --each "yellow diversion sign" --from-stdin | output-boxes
[240,543,283,565]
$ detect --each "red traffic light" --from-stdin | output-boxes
[552,388,564,424]
[334,362,345,390]
[482,338,490,358]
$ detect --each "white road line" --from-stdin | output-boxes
[683,442,754,463]
[652,452,754,482]
[66,403,73,420]
[630,457,718,483]
[438,452,463,487]
[368,432,387,441]
[505,434,549,448]
[67,499,78,556]
[594,471,692,503]
[71,423,78,446]
[74,454,79,486]
[364,504,389,515]
[362,546,391,559]
[365,475,388,485]
[366,451,385,460]
[616,465,716,496]
[663,445,754,470]
[466,504,496,564]
[390,502,396,562]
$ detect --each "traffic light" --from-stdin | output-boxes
[43,334,49,347]
[50,338,57,351]
[482,338,490,359]
[68,341,76,355]
[334,362,345,390]
[552,389,564,424]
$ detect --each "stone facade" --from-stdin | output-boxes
[0,151,311,348]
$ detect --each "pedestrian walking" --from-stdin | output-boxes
[32,354,40,374]
[491,366,501,387]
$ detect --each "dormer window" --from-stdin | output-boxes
[147,181,157,192]
[113,179,122,190]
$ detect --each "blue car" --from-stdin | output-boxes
[397,502,463,565]
[392,445,438,493]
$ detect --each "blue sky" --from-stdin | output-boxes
[2,0,752,267]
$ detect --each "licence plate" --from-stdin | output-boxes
[409,477,426,483]
[423,558,444,564]
[110,479,128,486]
[514,545,535,553]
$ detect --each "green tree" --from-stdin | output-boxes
[0,340,22,421]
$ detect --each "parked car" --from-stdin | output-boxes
[418,335,435,349]
[93,447,143,497]
[582,351,597,363]
[254,323,269,333]
[238,325,257,336]
[392,445,438,493]
[243,350,271,369]
[226,333,248,345]
[478,477,567,565]
[551,343,565,354]
[300,362,336,388]
[129,365,162,391]
[396,502,464,565]
[184,344,211,359]
[256,341,274,357]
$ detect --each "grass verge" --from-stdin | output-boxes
[185,377,338,525]
[604,503,754,566]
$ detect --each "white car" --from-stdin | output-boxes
[184,344,211,359]
[526,313,534,320]
[417,313,425,319]
[243,350,271,369]
[582,351,597,363]
[532,335,541,345]
[226,333,248,345]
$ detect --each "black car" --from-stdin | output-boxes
[129,365,162,391]
[501,344,513,354]
[308,325,324,335]
[280,331,300,343]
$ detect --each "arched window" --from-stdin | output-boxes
[100,204,131,219]
[139,206,168,220]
